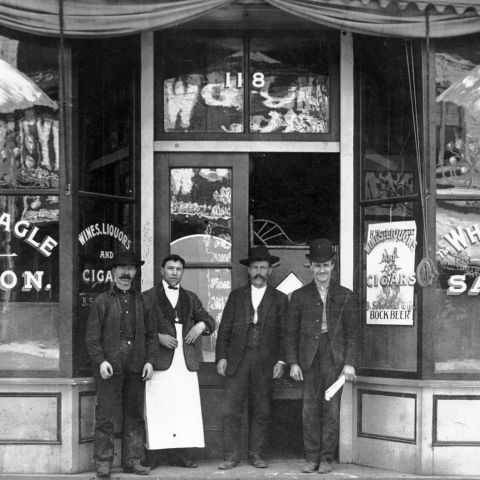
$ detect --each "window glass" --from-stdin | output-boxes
[77,39,134,196]
[434,35,480,374]
[77,197,134,375]
[170,168,232,262]
[356,36,421,374]
[0,194,59,370]
[435,36,480,197]
[0,36,59,189]
[249,36,331,134]
[162,36,244,133]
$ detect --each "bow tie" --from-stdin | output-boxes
[168,285,179,290]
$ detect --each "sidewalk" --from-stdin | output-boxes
[1,460,479,480]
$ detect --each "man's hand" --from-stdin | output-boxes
[342,364,356,382]
[99,360,113,379]
[158,333,178,349]
[290,363,303,381]
[142,362,154,381]
[273,362,285,379]
[185,322,206,344]
[217,359,227,377]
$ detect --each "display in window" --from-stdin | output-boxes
[249,38,331,134]
[436,51,480,196]
[170,168,231,263]
[162,37,244,134]
[0,54,59,189]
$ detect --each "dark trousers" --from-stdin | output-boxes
[93,372,145,470]
[302,334,342,464]
[222,347,272,460]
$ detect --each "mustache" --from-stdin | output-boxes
[119,274,132,279]
[254,274,266,280]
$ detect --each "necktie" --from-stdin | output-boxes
[168,285,178,290]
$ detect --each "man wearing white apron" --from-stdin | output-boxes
[143,254,215,468]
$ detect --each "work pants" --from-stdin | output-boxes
[93,370,145,470]
[302,333,342,464]
[222,347,272,460]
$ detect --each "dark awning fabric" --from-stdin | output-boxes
[0,0,478,38]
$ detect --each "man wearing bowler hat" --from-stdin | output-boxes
[286,239,359,474]
[216,246,288,470]
[85,251,158,479]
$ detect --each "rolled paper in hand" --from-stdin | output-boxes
[325,374,346,401]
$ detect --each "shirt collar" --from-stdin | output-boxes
[114,284,135,294]
[162,279,180,291]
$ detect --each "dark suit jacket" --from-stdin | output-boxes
[215,284,288,376]
[285,281,359,372]
[85,285,158,376]
[142,283,215,372]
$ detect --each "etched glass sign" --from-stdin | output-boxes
[249,37,330,134]
[162,37,244,133]
[170,168,232,263]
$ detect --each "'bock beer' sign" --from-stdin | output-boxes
[365,221,417,325]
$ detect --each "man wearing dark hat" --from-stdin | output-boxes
[286,239,359,474]
[85,251,158,479]
[216,246,288,470]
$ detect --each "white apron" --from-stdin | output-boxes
[145,323,205,450]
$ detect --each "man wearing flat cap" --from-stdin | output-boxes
[85,251,158,479]
[286,239,359,474]
[216,246,288,470]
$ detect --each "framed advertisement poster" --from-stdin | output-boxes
[365,221,417,325]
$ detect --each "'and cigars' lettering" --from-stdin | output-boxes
[0,212,57,257]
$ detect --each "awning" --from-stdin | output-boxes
[0,0,479,38]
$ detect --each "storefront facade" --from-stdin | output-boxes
[0,0,480,475]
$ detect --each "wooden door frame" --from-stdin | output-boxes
[153,152,249,289]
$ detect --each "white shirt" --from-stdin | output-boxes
[163,279,179,309]
[251,285,267,324]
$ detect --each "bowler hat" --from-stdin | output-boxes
[109,251,144,269]
[240,246,280,266]
[306,239,335,263]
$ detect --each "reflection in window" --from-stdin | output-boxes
[0,37,59,189]
[77,197,134,375]
[77,39,134,196]
[436,38,480,197]
[0,195,59,370]
[181,268,231,362]
[249,37,330,134]
[162,37,244,133]
[170,168,232,262]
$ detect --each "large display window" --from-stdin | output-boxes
[155,31,339,140]
[434,34,480,375]
[0,33,60,373]
[356,36,423,375]
[74,38,138,376]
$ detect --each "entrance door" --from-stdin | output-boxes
[154,152,249,460]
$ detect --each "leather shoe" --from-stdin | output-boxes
[96,465,110,479]
[318,461,332,474]
[177,457,198,468]
[218,460,238,470]
[301,461,319,473]
[250,454,267,468]
[124,461,151,475]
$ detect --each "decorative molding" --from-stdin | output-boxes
[79,390,96,443]
[357,389,416,444]
[433,395,480,446]
[0,392,61,444]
